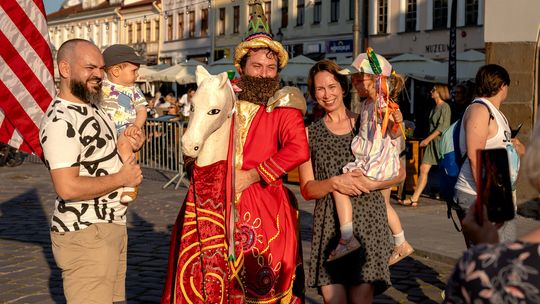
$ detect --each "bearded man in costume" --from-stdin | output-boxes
[161,2,309,303]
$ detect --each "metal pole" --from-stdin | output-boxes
[351,0,368,112]
[353,0,361,57]
[209,0,216,64]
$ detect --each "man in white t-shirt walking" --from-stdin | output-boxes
[39,39,144,304]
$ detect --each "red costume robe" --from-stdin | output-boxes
[162,91,309,304]
[232,101,309,303]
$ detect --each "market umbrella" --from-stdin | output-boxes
[147,59,205,84]
[136,64,170,82]
[280,55,316,83]
[207,57,236,75]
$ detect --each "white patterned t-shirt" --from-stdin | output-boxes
[39,98,127,232]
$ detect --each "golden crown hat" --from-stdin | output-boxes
[233,0,288,72]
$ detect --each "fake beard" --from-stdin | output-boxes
[236,75,281,106]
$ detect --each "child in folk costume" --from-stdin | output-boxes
[328,49,410,262]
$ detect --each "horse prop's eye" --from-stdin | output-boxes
[207,109,221,115]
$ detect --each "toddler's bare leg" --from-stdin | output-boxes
[382,187,414,265]
[334,192,353,231]
[327,192,360,262]
[118,135,138,204]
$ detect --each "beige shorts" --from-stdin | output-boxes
[51,223,127,304]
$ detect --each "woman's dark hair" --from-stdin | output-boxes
[307,60,349,101]
[475,64,510,98]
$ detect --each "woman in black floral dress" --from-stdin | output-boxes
[298,60,405,303]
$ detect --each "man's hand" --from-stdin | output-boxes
[235,168,261,193]
[332,171,371,196]
[419,138,430,147]
[119,154,142,187]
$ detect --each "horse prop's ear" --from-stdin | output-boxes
[218,72,228,89]
[196,65,211,86]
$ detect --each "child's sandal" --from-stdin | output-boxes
[327,237,361,262]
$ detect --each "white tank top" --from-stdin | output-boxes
[454,98,519,195]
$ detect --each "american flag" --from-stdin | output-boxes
[0,0,55,159]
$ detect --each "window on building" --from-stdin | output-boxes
[201,8,208,37]
[145,22,150,41]
[153,20,159,42]
[433,0,448,29]
[465,0,479,26]
[189,11,195,38]
[313,0,321,24]
[264,2,271,25]
[128,23,133,43]
[219,8,225,35]
[177,13,184,39]
[349,0,354,20]
[297,0,304,26]
[136,22,142,42]
[166,15,172,41]
[281,0,288,28]
[330,0,339,23]
[233,6,240,33]
[405,0,417,32]
[377,0,388,33]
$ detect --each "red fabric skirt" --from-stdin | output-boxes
[161,160,243,304]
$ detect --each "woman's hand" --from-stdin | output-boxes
[511,138,526,157]
[419,138,430,147]
[332,171,371,196]
[462,204,500,245]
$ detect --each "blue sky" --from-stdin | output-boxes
[44,0,64,14]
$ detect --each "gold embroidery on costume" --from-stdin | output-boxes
[266,86,307,115]
[234,100,260,203]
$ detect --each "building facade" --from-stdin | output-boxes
[119,0,162,64]
[211,0,485,63]
[47,0,161,64]
[48,1,486,64]
[159,0,213,64]
[48,0,122,54]
[483,0,540,200]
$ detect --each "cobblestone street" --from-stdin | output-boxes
[0,163,465,303]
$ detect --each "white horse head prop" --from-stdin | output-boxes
[181,65,236,166]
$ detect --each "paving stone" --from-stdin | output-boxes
[1,163,466,304]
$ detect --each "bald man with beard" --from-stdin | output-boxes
[39,39,144,304]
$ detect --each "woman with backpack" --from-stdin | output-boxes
[443,107,540,303]
[400,84,451,207]
[454,64,525,245]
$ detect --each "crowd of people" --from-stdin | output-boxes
[36,2,537,303]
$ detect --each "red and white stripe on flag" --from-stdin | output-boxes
[0,0,55,159]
